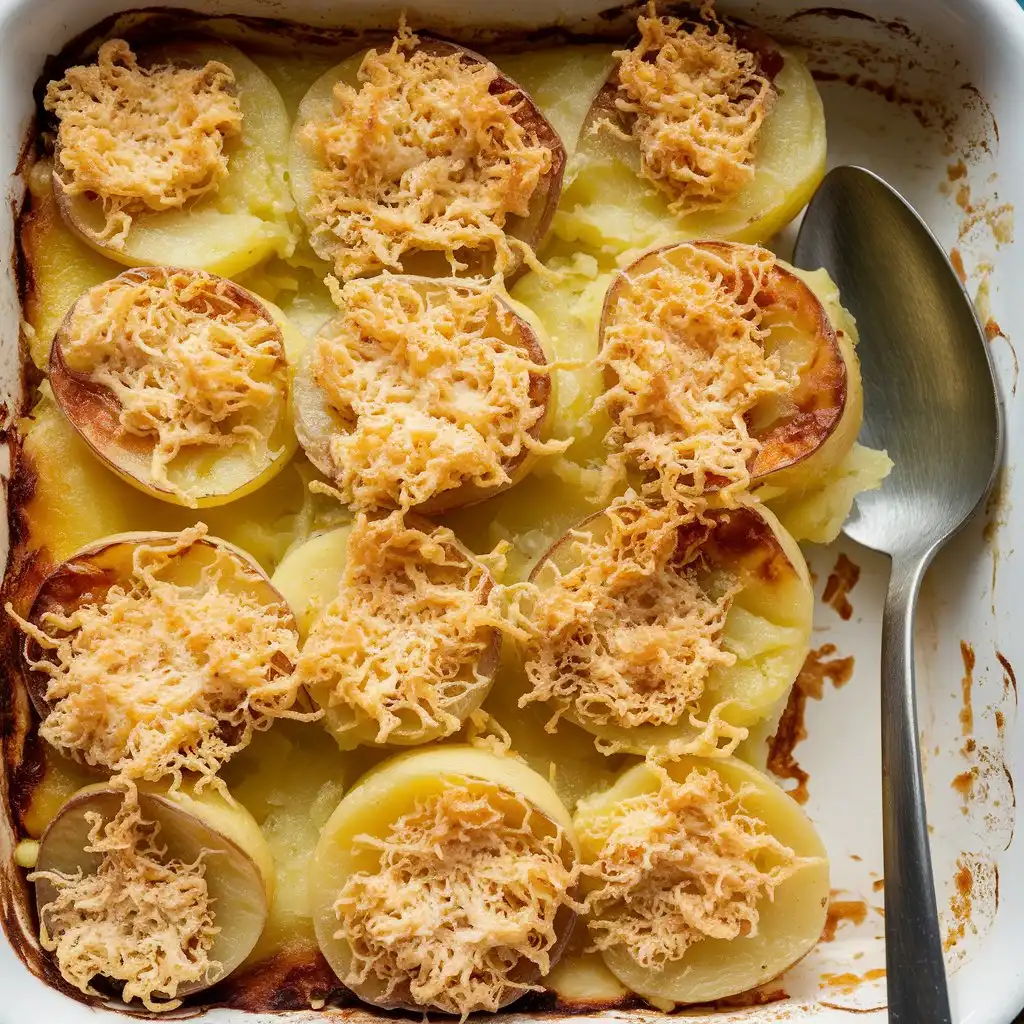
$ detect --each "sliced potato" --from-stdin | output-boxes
[49,268,304,509]
[289,40,565,279]
[20,529,298,730]
[554,41,826,253]
[573,756,829,1005]
[293,276,555,514]
[600,242,852,494]
[527,501,812,754]
[51,41,295,277]
[33,782,272,1003]
[275,520,500,749]
[310,746,579,1011]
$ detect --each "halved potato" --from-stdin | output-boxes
[33,781,273,1005]
[554,37,826,252]
[289,39,565,279]
[573,756,829,1005]
[525,501,813,755]
[310,746,579,1013]
[600,241,853,495]
[18,528,299,750]
[49,268,305,509]
[274,519,500,749]
[50,40,295,277]
[292,276,555,514]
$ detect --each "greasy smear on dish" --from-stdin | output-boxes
[820,893,867,942]
[766,644,855,804]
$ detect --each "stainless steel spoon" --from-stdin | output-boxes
[793,166,1003,1024]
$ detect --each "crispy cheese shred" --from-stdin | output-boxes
[301,21,554,279]
[44,39,242,246]
[600,244,791,502]
[579,764,813,966]
[522,501,738,739]
[612,3,776,213]
[30,784,220,1012]
[334,782,577,1017]
[60,269,288,505]
[310,276,564,511]
[9,525,305,789]
[295,513,501,744]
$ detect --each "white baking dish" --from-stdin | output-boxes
[1,0,1022,1021]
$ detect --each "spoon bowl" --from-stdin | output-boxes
[794,165,1003,1024]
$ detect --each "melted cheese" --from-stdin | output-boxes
[300,22,554,278]
[600,244,790,501]
[610,3,775,213]
[579,763,808,967]
[522,501,737,735]
[44,40,242,247]
[295,513,501,744]
[8,525,305,788]
[30,784,219,1012]
[333,782,577,1016]
[310,276,563,511]
[60,269,288,505]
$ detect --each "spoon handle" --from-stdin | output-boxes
[881,553,952,1023]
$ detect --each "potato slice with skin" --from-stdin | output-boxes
[274,520,501,749]
[600,241,851,493]
[33,781,273,1002]
[50,268,305,509]
[19,529,298,730]
[573,756,829,1005]
[528,502,812,754]
[289,40,565,279]
[293,276,555,515]
[310,745,579,1011]
[554,39,825,252]
[51,41,295,277]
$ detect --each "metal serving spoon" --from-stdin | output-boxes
[793,166,1003,1024]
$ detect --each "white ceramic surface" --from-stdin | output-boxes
[1,1,1022,1022]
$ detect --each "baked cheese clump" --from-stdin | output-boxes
[579,764,808,966]
[312,277,562,511]
[612,3,776,213]
[600,244,791,501]
[302,22,554,279]
[522,502,738,733]
[44,39,242,246]
[60,269,288,504]
[30,785,219,1012]
[295,513,501,744]
[9,525,304,788]
[333,782,577,1016]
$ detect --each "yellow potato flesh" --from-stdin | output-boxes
[310,746,578,1004]
[573,756,829,1005]
[56,42,296,277]
[34,782,273,997]
[553,48,826,253]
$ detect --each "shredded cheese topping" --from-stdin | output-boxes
[310,276,564,511]
[60,270,287,505]
[522,501,738,734]
[600,244,791,502]
[334,782,577,1016]
[579,764,811,966]
[611,2,776,213]
[301,21,554,279]
[295,513,501,744]
[9,525,305,789]
[44,39,242,247]
[30,784,220,1012]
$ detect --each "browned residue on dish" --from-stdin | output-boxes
[947,160,968,182]
[822,552,860,620]
[766,644,855,804]
[821,894,868,941]
[872,878,884,893]
[960,640,976,737]
[820,969,887,994]
[997,650,1017,703]
[956,180,1015,247]
[952,768,978,813]
[950,247,967,284]
[944,857,975,950]
[208,947,343,1012]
